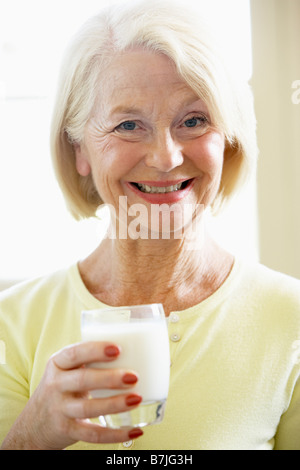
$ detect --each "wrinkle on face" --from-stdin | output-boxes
[76,49,225,214]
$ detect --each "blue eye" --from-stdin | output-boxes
[118,121,137,131]
[183,116,207,128]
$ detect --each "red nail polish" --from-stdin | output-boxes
[122,373,138,385]
[104,345,120,357]
[128,428,143,439]
[126,394,142,407]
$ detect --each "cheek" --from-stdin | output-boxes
[90,138,144,195]
[186,132,225,174]
[111,141,143,175]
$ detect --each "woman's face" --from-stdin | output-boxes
[75,50,225,233]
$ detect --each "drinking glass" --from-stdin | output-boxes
[81,304,170,429]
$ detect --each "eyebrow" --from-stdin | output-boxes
[110,106,144,117]
[109,98,209,120]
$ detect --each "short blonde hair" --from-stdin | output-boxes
[50,0,257,220]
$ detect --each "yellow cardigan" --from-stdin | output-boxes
[0,259,300,450]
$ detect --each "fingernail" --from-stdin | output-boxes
[122,373,138,385]
[128,428,143,439]
[104,345,120,357]
[126,394,142,407]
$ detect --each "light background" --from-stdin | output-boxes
[1,0,295,283]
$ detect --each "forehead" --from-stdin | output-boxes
[105,50,180,84]
[97,50,199,111]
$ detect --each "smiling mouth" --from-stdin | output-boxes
[131,179,193,194]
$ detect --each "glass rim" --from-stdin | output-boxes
[81,303,165,322]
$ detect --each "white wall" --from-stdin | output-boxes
[251,0,300,279]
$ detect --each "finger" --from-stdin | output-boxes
[59,367,138,393]
[52,342,121,370]
[68,419,143,444]
[64,393,143,419]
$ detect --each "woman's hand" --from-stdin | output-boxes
[1,341,143,450]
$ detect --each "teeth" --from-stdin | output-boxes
[136,182,184,193]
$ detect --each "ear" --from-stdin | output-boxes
[74,143,91,177]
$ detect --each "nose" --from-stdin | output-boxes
[144,129,184,172]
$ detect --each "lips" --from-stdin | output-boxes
[126,178,195,203]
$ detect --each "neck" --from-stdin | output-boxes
[79,214,234,314]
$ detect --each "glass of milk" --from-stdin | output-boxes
[81,304,170,429]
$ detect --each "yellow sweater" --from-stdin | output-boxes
[0,259,300,450]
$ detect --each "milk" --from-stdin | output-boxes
[81,319,170,403]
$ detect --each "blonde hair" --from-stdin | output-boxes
[50,0,257,220]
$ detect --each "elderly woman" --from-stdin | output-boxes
[1,0,300,450]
